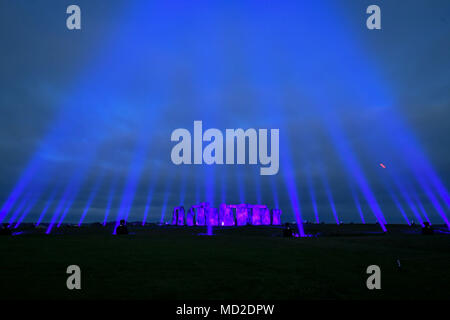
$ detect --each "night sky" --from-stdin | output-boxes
[0,0,449,226]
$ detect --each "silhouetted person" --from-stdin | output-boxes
[422,222,434,235]
[283,223,293,238]
[116,220,128,235]
[0,224,12,236]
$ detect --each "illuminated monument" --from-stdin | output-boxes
[171,203,282,226]
[172,206,185,226]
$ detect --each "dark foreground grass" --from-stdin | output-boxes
[0,224,449,300]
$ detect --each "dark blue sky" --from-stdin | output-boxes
[0,0,449,225]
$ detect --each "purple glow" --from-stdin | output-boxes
[414,174,450,230]
[322,171,341,225]
[406,183,432,225]
[324,118,387,231]
[206,207,219,226]
[7,197,27,227]
[270,178,279,209]
[350,184,365,224]
[179,174,186,206]
[195,179,200,204]
[103,179,117,226]
[254,175,262,204]
[158,175,173,225]
[186,207,195,226]
[46,173,82,233]
[344,165,386,229]
[408,202,424,226]
[36,189,57,227]
[393,177,424,226]
[248,205,266,225]
[205,168,215,207]
[183,203,280,227]
[14,194,42,228]
[306,174,319,223]
[0,159,39,223]
[427,171,450,210]
[159,190,171,225]
[237,170,245,203]
[194,203,208,226]
[13,176,52,227]
[206,223,213,236]
[57,178,86,228]
[399,132,450,210]
[282,176,305,235]
[383,182,410,225]
[54,169,88,228]
[195,206,206,226]
[249,205,269,226]
[115,142,148,230]
[250,207,262,225]
[426,172,450,210]
[280,138,305,236]
[142,176,157,226]
[416,201,431,225]
[391,196,410,225]
[271,209,282,225]
[219,204,235,226]
[57,204,71,228]
[236,204,249,226]
[178,207,186,225]
[46,195,69,234]
[261,208,271,225]
[370,113,450,217]
[172,206,185,225]
[221,174,226,204]
[57,193,79,228]
[78,174,104,226]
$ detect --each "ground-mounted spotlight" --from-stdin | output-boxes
[422,222,434,235]
[115,219,128,235]
[0,223,12,236]
[283,223,294,238]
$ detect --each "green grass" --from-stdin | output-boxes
[1,224,449,300]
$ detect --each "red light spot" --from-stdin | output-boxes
[380,163,386,169]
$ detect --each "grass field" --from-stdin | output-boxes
[1,224,449,300]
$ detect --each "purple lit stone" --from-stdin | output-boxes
[271,208,282,225]
[261,208,271,225]
[171,208,177,225]
[251,207,262,225]
[236,204,248,226]
[219,204,235,226]
[195,202,209,226]
[172,206,185,225]
[186,207,195,226]
[196,207,206,225]
[207,207,219,226]
[177,206,185,225]
[177,203,282,227]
